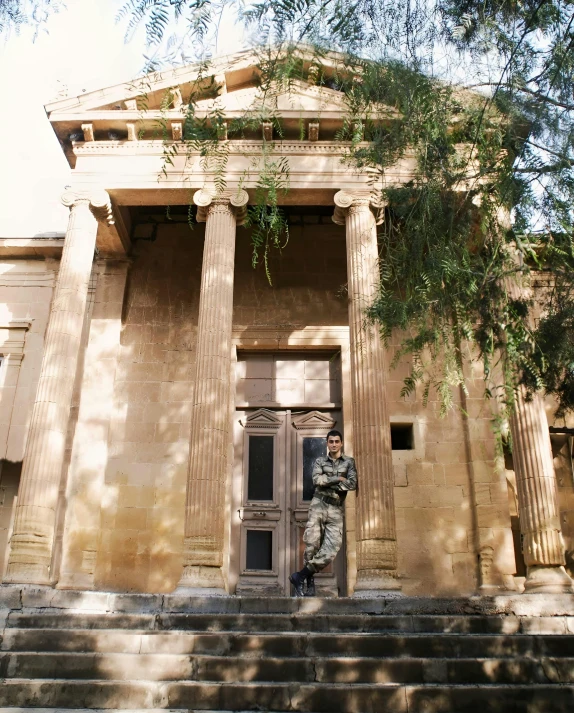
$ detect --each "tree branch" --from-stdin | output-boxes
[515,161,574,174]
[462,82,574,111]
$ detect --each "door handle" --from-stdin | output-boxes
[253,511,267,518]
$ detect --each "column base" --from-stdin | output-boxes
[173,564,226,595]
[2,565,52,586]
[524,565,574,593]
[56,573,95,591]
[352,568,402,598]
[478,584,512,594]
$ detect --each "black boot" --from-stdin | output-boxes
[305,576,316,597]
[289,566,313,597]
[288,571,305,596]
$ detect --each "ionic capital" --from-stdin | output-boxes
[61,189,115,227]
[193,188,249,225]
[332,190,386,226]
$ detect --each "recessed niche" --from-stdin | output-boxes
[391,423,414,450]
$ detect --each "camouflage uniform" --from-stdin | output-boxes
[303,454,357,573]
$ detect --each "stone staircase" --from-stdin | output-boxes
[1,587,574,712]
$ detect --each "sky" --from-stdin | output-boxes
[0,0,244,237]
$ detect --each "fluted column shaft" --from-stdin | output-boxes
[509,388,572,590]
[5,190,110,584]
[177,189,248,591]
[504,245,572,593]
[334,191,400,592]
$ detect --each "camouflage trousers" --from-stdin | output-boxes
[303,497,344,573]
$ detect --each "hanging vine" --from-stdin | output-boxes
[120,0,574,420]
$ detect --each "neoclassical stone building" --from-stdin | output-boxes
[0,49,572,597]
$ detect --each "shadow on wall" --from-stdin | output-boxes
[395,405,478,596]
[90,227,202,593]
[0,460,22,580]
[551,434,574,579]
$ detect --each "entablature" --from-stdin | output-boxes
[67,140,418,202]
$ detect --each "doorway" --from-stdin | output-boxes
[230,352,346,596]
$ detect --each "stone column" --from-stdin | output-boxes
[176,188,248,592]
[503,243,572,593]
[509,388,573,592]
[4,190,113,585]
[333,190,400,593]
[57,258,130,590]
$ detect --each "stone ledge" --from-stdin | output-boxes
[1,585,574,616]
[0,238,64,257]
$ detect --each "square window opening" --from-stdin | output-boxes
[391,424,414,450]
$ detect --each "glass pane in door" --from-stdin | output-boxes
[302,437,326,501]
[246,530,273,570]
[247,435,274,501]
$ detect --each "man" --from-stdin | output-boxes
[289,429,357,597]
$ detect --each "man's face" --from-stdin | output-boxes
[327,435,342,456]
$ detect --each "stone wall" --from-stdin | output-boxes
[92,219,350,591]
[389,344,476,594]
[552,435,574,577]
[95,226,201,592]
[233,219,348,328]
[0,461,21,578]
[83,219,513,594]
[9,223,571,594]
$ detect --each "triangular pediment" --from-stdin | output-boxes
[44,45,399,167]
[45,48,260,115]
[193,79,349,117]
[45,46,398,119]
[244,408,283,430]
[291,411,336,431]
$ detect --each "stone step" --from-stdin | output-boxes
[1,680,573,712]
[3,588,574,618]
[2,651,574,684]
[0,710,327,713]
[5,613,158,631]
[3,629,574,658]
[5,610,574,634]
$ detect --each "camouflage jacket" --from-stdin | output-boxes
[312,455,357,504]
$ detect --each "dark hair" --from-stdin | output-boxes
[327,429,343,441]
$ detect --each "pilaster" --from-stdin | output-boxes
[3,190,113,585]
[176,189,248,592]
[333,190,400,594]
[459,359,517,593]
[0,322,31,460]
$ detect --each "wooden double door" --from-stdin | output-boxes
[231,408,346,596]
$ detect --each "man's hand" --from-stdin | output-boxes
[338,477,349,484]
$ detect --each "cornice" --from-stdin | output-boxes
[0,239,64,258]
[0,320,32,357]
[71,140,370,157]
[0,272,56,288]
[1,321,32,330]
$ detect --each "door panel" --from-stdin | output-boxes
[232,408,346,595]
[233,409,285,595]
